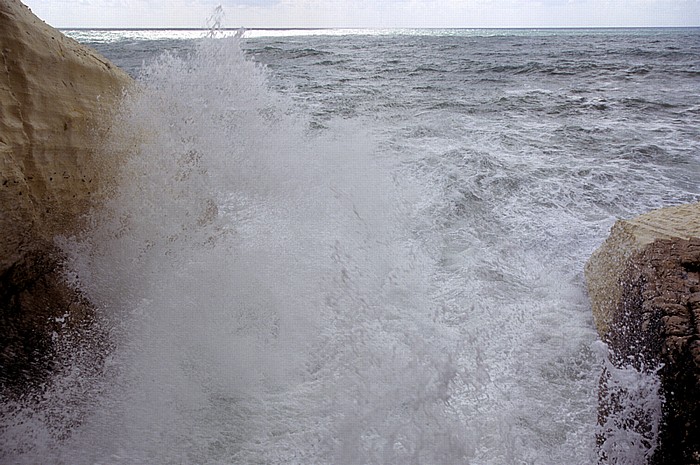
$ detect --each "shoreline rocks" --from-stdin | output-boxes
[0,0,132,393]
[586,202,700,464]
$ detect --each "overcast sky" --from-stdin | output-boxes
[22,0,700,29]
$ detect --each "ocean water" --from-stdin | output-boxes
[2,27,699,464]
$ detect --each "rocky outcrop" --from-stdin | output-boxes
[586,202,700,464]
[1,0,132,392]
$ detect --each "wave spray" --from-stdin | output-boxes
[20,34,469,464]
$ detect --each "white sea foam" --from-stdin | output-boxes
[594,341,663,464]
[16,35,468,464]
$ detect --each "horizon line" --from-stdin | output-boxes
[58,25,700,31]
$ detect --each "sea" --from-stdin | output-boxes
[1,26,699,464]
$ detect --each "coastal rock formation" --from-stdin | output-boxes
[585,202,700,464]
[0,0,132,391]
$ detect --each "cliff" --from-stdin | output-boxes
[585,202,700,464]
[0,0,132,391]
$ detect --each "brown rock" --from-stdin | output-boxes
[585,202,700,464]
[0,0,132,393]
[688,292,700,307]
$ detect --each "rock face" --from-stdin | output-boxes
[0,0,132,392]
[585,202,700,464]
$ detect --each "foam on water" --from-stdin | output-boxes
[4,35,470,464]
[3,28,689,464]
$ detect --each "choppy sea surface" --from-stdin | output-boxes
[2,27,699,464]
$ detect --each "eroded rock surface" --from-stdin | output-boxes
[0,0,132,392]
[586,202,700,464]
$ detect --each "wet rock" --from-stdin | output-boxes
[586,202,700,464]
[0,0,132,393]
